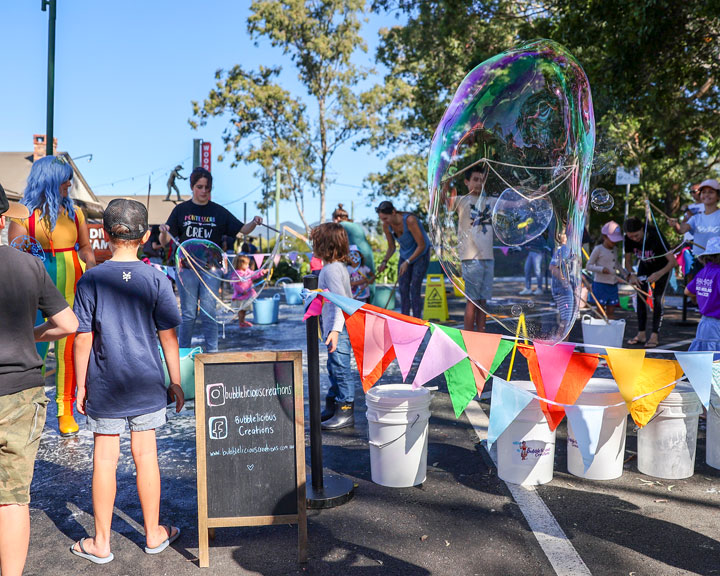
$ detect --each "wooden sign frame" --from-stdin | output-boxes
[195,350,307,567]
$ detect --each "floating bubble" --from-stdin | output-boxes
[10,235,45,261]
[511,304,523,317]
[492,187,553,246]
[428,39,594,343]
[526,300,535,309]
[175,238,277,324]
[590,188,614,212]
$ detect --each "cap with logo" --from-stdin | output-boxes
[103,198,149,240]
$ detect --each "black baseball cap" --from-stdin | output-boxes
[0,182,30,219]
[103,198,149,240]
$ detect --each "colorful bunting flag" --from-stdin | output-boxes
[565,405,608,472]
[363,314,393,379]
[412,325,468,390]
[302,293,323,320]
[435,325,479,418]
[386,317,428,382]
[606,349,682,427]
[519,346,598,431]
[252,254,265,269]
[489,339,515,375]
[461,331,502,395]
[344,311,395,392]
[534,342,575,401]
[675,352,715,410]
[321,291,365,316]
[487,377,534,448]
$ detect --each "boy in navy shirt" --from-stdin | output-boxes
[71,199,184,564]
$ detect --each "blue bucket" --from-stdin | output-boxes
[373,286,396,309]
[159,346,202,400]
[253,293,281,324]
[283,283,304,305]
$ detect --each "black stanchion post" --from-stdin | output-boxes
[303,275,354,508]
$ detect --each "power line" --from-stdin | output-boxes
[93,156,191,189]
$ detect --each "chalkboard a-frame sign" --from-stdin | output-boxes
[195,351,307,567]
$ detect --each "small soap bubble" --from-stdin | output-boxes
[511,304,523,317]
[10,235,45,261]
[526,300,535,308]
[591,188,614,212]
[492,187,553,246]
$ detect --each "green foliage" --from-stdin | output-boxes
[273,260,301,283]
[190,0,372,227]
[373,252,398,283]
[368,0,720,235]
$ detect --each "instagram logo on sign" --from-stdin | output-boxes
[206,383,226,406]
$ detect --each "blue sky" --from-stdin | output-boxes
[0,1,403,226]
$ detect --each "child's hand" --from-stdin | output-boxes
[168,383,185,413]
[325,331,339,353]
[76,387,87,415]
[261,269,268,276]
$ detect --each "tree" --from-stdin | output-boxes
[191,0,370,229]
[368,0,720,230]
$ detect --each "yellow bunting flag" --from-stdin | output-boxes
[606,349,682,427]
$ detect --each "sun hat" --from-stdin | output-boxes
[349,244,360,253]
[601,220,623,243]
[103,198,149,240]
[698,179,720,192]
[0,182,29,219]
[703,237,720,257]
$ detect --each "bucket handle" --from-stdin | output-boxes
[368,413,421,449]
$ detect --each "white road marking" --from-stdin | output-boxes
[465,400,592,576]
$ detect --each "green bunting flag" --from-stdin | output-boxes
[435,325,478,418]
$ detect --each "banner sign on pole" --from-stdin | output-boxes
[201,141,212,172]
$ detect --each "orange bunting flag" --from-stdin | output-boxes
[344,311,396,392]
[461,331,502,396]
[519,345,599,431]
[606,349,682,427]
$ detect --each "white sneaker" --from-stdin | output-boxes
[519,288,532,295]
[533,288,544,295]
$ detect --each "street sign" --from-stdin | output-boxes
[616,166,640,186]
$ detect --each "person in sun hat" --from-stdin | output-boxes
[0,181,79,576]
[586,220,623,319]
[685,236,720,354]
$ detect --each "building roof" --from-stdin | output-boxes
[95,194,179,226]
[0,152,104,218]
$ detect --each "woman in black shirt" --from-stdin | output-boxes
[623,217,677,348]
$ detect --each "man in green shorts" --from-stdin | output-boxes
[0,183,79,576]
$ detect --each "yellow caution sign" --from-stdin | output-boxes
[452,277,465,298]
[423,274,449,321]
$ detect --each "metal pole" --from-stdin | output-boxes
[275,168,281,232]
[624,183,630,221]
[42,0,57,156]
[193,139,201,169]
[303,275,323,491]
[303,275,354,508]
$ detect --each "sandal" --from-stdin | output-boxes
[627,336,646,345]
[645,337,659,349]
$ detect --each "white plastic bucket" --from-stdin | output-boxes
[366,384,432,487]
[496,380,556,486]
[581,315,626,354]
[566,378,628,480]
[637,383,702,479]
[706,396,720,470]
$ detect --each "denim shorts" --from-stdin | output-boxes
[0,386,48,505]
[86,406,167,434]
[462,259,494,301]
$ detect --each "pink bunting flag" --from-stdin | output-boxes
[534,342,575,401]
[363,314,393,378]
[412,327,468,389]
[253,254,265,269]
[386,316,428,382]
[273,253,281,265]
[303,295,324,320]
[500,247,510,256]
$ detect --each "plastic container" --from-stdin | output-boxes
[252,293,280,324]
[706,396,720,470]
[159,346,201,400]
[366,384,432,487]
[581,315,626,354]
[566,378,628,480]
[373,285,396,309]
[283,283,304,305]
[496,380,556,486]
[637,383,702,479]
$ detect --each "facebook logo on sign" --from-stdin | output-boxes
[208,417,228,440]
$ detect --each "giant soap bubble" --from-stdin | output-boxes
[428,40,595,343]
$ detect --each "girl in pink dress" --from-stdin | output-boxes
[232,255,267,327]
